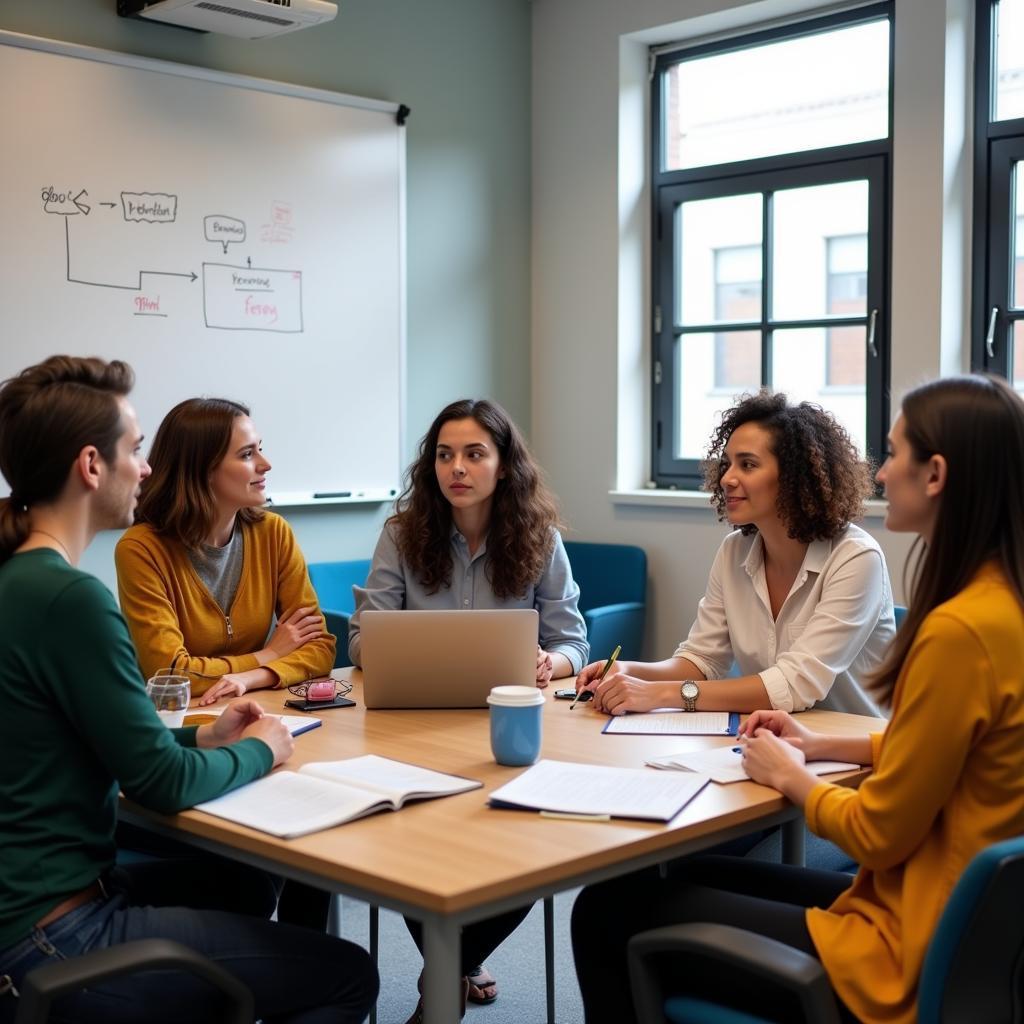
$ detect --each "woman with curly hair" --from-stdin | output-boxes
[348,398,587,1020]
[577,390,894,718]
[348,397,588,683]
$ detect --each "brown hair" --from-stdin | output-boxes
[0,355,134,564]
[134,397,264,549]
[867,375,1024,705]
[391,399,561,600]
[702,390,873,543]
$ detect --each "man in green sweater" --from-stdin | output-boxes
[0,356,376,1023]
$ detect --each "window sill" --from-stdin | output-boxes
[609,488,889,519]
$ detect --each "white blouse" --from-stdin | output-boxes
[673,524,894,717]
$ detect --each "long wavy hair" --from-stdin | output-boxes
[702,390,873,543]
[134,397,264,549]
[391,399,561,599]
[0,356,134,564]
[867,375,1024,706]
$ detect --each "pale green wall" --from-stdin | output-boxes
[0,0,532,584]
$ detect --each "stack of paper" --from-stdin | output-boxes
[646,745,859,785]
[489,759,709,822]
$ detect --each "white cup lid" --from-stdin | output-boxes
[487,685,545,707]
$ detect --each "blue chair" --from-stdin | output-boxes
[627,834,1024,1024]
[563,541,647,660]
[894,603,907,628]
[308,559,372,669]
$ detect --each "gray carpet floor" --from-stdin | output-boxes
[333,889,585,1024]
[329,826,854,1023]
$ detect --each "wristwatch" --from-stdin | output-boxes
[680,681,699,712]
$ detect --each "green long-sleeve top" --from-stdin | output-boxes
[0,549,273,950]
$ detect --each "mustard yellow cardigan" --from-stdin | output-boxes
[805,564,1024,1024]
[115,513,335,693]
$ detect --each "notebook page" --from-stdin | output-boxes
[489,759,709,822]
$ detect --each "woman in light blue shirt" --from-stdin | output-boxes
[350,398,588,683]
[350,398,588,1020]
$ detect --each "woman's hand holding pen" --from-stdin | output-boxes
[575,656,634,692]
[588,672,669,716]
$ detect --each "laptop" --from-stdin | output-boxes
[360,609,539,709]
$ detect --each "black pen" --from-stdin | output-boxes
[571,644,621,710]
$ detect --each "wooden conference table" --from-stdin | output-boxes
[120,672,881,1024]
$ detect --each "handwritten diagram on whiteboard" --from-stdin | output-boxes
[42,185,304,332]
[2,31,405,500]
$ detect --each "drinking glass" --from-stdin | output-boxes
[146,669,191,729]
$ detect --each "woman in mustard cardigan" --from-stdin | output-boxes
[572,374,1024,1024]
[115,397,334,704]
[115,398,335,930]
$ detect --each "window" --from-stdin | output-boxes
[974,0,1024,389]
[826,234,868,388]
[713,245,761,389]
[651,5,893,487]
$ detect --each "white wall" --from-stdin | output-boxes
[532,0,970,658]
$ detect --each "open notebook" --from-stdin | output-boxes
[194,754,481,838]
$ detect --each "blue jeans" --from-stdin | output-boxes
[0,859,377,1024]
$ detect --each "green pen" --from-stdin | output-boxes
[571,643,621,710]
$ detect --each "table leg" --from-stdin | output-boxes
[781,818,805,866]
[421,915,462,1024]
[544,895,556,1024]
[369,905,379,1024]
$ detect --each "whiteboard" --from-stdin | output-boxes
[0,32,404,505]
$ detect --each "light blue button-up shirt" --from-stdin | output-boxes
[349,522,589,672]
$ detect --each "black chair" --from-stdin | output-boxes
[627,834,1024,1023]
[13,938,252,1024]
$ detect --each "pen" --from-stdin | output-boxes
[539,810,612,822]
[571,643,621,710]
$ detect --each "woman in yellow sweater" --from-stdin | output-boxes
[572,374,1024,1024]
[114,398,335,930]
[115,397,334,703]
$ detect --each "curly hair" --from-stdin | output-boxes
[391,399,561,600]
[135,397,264,549]
[702,391,873,543]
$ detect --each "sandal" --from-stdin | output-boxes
[403,974,469,1023]
[466,964,499,1005]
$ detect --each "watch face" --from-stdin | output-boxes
[682,682,699,699]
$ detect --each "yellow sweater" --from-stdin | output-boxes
[115,513,335,693]
[805,565,1024,1024]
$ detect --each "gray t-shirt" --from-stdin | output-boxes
[188,527,244,614]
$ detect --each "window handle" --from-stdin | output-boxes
[867,308,879,358]
[986,306,999,359]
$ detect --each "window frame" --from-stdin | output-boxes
[650,2,894,489]
[972,0,1024,379]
